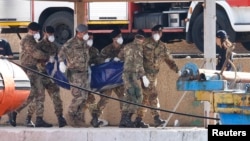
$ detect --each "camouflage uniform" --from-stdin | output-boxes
[84,46,101,110]
[27,38,64,118]
[118,39,145,114]
[89,47,102,65]
[16,34,48,117]
[90,43,125,117]
[58,37,89,127]
[137,37,179,118]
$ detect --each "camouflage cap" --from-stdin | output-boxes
[76,24,88,32]
[151,24,163,32]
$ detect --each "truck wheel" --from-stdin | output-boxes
[191,11,235,53]
[43,11,74,46]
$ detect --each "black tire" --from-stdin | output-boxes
[191,11,236,53]
[43,11,74,47]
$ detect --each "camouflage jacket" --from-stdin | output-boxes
[143,37,179,74]
[100,43,124,61]
[58,37,89,72]
[20,34,48,67]
[118,39,145,77]
[89,46,102,65]
[37,38,59,57]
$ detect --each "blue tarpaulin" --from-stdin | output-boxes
[91,61,124,91]
[46,60,124,91]
[46,60,71,90]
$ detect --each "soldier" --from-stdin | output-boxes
[118,29,150,128]
[25,26,67,127]
[134,25,179,128]
[9,22,52,127]
[58,24,90,127]
[84,32,103,126]
[85,32,99,108]
[89,28,125,128]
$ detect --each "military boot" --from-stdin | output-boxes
[90,113,103,128]
[134,117,149,128]
[119,112,135,128]
[8,111,17,127]
[35,116,53,127]
[25,115,35,127]
[58,115,67,128]
[154,115,166,127]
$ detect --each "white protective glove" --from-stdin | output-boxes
[113,57,120,62]
[105,58,111,62]
[142,75,150,87]
[91,63,95,66]
[49,56,55,63]
[59,62,67,73]
[178,70,182,76]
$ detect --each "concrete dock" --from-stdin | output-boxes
[0,126,207,141]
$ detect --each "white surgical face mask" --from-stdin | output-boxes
[153,33,160,41]
[116,37,123,45]
[87,39,93,47]
[83,33,89,41]
[48,35,55,42]
[33,32,40,40]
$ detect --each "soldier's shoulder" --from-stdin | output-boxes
[102,43,113,50]
[62,37,75,47]
[124,42,133,47]
[144,37,151,43]
[90,47,99,52]
[159,40,167,47]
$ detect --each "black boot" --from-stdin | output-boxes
[35,116,53,127]
[8,111,17,127]
[119,112,135,128]
[154,115,166,127]
[90,113,103,128]
[134,117,149,128]
[25,115,35,127]
[58,115,67,128]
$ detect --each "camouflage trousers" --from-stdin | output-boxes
[90,85,125,117]
[121,73,143,114]
[66,71,89,127]
[82,93,96,111]
[16,70,45,117]
[27,73,63,117]
[136,73,161,118]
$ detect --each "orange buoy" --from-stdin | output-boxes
[0,59,30,116]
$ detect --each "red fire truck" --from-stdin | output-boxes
[1,0,250,52]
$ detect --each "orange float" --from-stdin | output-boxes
[0,59,30,116]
